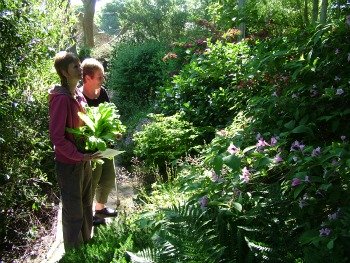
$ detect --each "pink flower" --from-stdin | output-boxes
[270,136,278,146]
[256,138,269,151]
[290,140,305,151]
[227,143,239,154]
[274,154,283,163]
[240,167,250,183]
[199,196,209,209]
[346,15,350,26]
[311,147,321,157]
[310,89,318,97]
[328,212,338,220]
[319,228,331,237]
[256,133,262,140]
[291,178,301,187]
[210,171,219,182]
[336,88,344,95]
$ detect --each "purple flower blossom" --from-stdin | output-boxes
[319,228,331,237]
[299,194,308,208]
[328,212,338,220]
[227,143,239,154]
[336,88,344,95]
[199,196,209,209]
[270,136,278,146]
[335,48,340,54]
[332,159,339,166]
[210,171,219,182]
[291,178,302,187]
[311,147,321,157]
[256,133,262,140]
[310,89,318,97]
[274,154,283,163]
[346,15,350,26]
[290,140,305,152]
[299,199,307,208]
[256,138,270,148]
[240,167,250,183]
[341,135,346,141]
[304,175,310,183]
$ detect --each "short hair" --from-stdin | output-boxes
[81,58,104,83]
[54,51,80,85]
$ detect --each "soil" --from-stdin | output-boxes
[15,166,140,263]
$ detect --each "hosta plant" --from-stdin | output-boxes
[66,102,126,153]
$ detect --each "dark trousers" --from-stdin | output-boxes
[56,160,93,251]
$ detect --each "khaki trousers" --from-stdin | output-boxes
[91,158,116,205]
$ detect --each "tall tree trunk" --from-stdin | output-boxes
[320,0,328,24]
[82,0,96,48]
[312,0,319,24]
[237,0,245,40]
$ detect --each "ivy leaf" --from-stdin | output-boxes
[232,202,242,212]
[223,154,241,171]
[299,229,319,245]
[292,125,313,135]
[212,155,223,174]
[294,184,306,199]
[284,120,295,130]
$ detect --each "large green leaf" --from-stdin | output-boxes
[223,154,241,171]
[78,112,95,132]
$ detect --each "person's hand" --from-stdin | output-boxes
[83,151,103,161]
[115,132,122,140]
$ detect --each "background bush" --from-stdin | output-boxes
[107,40,168,121]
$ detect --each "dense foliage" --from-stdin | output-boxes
[3,0,350,262]
[62,1,350,262]
[0,0,74,260]
[107,40,168,120]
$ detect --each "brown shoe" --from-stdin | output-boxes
[95,207,118,217]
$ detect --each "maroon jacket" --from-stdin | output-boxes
[49,85,87,164]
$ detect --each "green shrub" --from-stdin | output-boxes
[156,40,254,129]
[133,113,200,176]
[107,40,168,121]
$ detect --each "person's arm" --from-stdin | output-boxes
[49,95,85,161]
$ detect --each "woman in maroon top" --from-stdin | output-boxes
[49,51,101,251]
